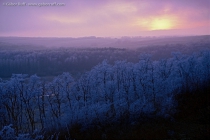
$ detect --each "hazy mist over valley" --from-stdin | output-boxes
[0,35,209,79]
[0,35,209,49]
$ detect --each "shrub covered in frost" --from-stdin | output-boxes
[0,124,44,140]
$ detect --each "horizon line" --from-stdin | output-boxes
[0,34,209,39]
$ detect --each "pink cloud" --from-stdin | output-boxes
[0,0,209,37]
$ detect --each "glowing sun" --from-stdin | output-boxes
[150,18,173,30]
[136,16,177,31]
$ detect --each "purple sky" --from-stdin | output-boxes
[0,0,209,37]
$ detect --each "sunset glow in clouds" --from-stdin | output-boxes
[0,0,209,37]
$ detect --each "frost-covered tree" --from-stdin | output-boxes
[0,50,209,135]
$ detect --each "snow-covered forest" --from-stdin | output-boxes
[0,36,209,139]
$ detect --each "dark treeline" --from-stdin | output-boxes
[0,50,209,139]
[0,42,209,79]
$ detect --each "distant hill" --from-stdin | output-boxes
[0,35,209,50]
